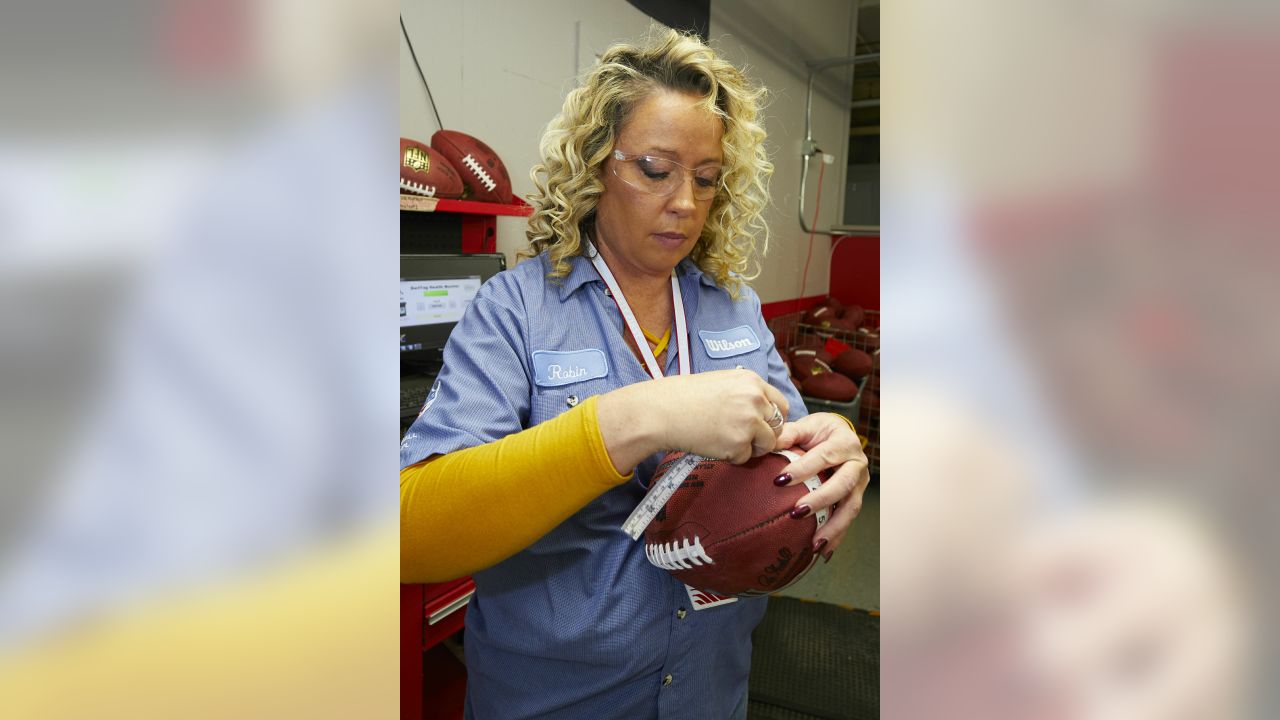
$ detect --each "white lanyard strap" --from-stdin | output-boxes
[587,240,691,379]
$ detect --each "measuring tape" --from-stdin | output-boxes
[621,450,827,540]
[620,453,707,540]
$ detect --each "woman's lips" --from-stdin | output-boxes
[652,232,688,248]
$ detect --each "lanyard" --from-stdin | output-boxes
[587,240,691,379]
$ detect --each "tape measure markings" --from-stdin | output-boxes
[621,453,707,540]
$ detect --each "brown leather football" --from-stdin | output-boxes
[788,334,826,353]
[644,451,831,596]
[789,348,834,378]
[431,129,514,203]
[839,304,865,327]
[400,137,463,198]
[833,348,874,379]
[801,372,859,402]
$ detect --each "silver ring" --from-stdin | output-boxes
[766,403,784,430]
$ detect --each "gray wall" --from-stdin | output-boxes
[400,0,856,303]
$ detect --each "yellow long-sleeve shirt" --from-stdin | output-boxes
[400,395,632,583]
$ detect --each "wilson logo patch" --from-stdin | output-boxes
[698,326,761,359]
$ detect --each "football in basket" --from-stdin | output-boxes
[789,334,826,353]
[789,348,834,378]
[801,372,859,402]
[832,348,874,380]
[839,304,865,327]
[802,304,839,328]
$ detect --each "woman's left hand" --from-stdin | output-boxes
[773,412,870,561]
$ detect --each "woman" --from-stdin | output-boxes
[401,29,869,719]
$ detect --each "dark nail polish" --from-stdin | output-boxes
[773,473,791,487]
[821,547,835,563]
[789,504,811,520]
[813,538,828,556]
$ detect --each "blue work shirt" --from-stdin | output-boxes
[401,250,807,720]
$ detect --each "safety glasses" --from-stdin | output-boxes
[611,150,723,201]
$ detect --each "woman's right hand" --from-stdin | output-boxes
[597,369,789,472]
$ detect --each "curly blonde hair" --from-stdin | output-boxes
[522,28,772,297]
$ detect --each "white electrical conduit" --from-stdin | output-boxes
[800,52,880,236]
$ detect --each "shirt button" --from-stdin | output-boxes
[662,674,673,687]
[676,608,687,620]
[565,394,579,407]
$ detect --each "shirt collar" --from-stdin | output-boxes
[553,252,718,302]
[554,252,606,301]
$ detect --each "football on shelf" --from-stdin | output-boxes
[431,129,514,204]
[400,137,463,198]
[644,451,832,596]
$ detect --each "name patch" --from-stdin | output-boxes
[532,349,609,387]
[698,326,761,359]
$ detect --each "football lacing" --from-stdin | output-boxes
[645,536,714,571]
[400,178,437,197]
[461,153,498,192]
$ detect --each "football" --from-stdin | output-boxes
[644,451,831,596]
[431,129,514,204]
[788,334,826,353]
[802,304,838,327]
[789,348,834,378]
[832,348,874,380]
[826,317,861,335]
[856,328,881,351]
[839,304,865,327]
[802,371,860,402]
[400,137,463,198]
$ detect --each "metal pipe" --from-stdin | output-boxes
[802,53,880,149]
[800,52,880,236]
[808,52,880,72]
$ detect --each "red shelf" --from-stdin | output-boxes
[400,194,533,217]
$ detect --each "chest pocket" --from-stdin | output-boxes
[529,348,614,425]
[696,325,769,375]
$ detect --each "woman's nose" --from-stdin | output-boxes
[665,173,698,214]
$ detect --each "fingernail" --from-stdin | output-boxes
[821,548,834,563]
[789,504,811,520]
[813,538,828,556]
[773,473,791,487]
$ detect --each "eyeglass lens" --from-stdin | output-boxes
[615,155,721,199]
